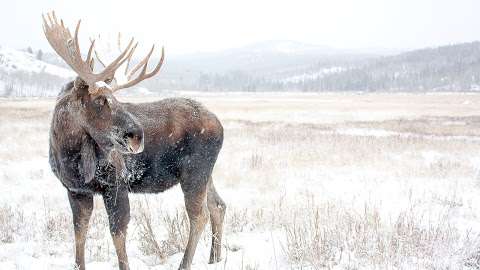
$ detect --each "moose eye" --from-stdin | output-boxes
[94,97,105,106]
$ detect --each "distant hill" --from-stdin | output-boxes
[142,40,381,91]
[288,41,480,92]
[0,46,154,97]
[158,41,480,92]
[0,46,74,97]
[2,41,480,96]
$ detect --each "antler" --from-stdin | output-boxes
[42,11,163,94]
[111,45,165,92]
[92,32,165,92]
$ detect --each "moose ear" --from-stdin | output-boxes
[80,135,96,183]
[74,77,88,90]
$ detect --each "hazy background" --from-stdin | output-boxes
[2,0,480,54]
[1,0,480,95]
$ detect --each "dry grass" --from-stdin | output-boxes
[344,116,480,137]
[282,201,480,269]
[134,199,189,262]
[0,205,25,243]
[215,119,479,193]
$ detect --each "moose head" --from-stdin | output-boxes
[43,12,164,156]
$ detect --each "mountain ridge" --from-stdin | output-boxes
[2,41,480,96]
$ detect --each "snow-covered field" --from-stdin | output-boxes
[2,92,480,269]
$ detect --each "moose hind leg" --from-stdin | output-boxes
[103,187,131,270]
[207,177,226,264]
[179,183,209,270]
[68,191,94,270]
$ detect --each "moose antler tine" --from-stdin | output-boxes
[152,46,165,74]
[98,37,135,79]
[121,38,135,63]
[112,44,165,92]
[50,12,56,26]
[89,58,95,71]
[42,17,49,34]
[41,14,49,29]
[74,20,82,55]
[86,39,95,64]
[48,13,53,25]
[144,46,165,78]
[121,41,138,73]
[128,42,138,59]
[144,45,165,79]
[52,11,59,24]
[89,37,106,69]
[46,12,53,26]
[139,45,164,78]
[94,49,107,68]
[140,44,156,74]
[115,33,137,76]
[126,43,154,79]
[136,47,152,78]
[124,42,138,77]
[148,44,156,58]
[112,38,134,68]
[66,27,72,40]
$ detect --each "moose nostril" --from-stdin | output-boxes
[124,132,134,139]
[124,132,143,143]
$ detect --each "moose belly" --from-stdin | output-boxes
[125,154,181,193]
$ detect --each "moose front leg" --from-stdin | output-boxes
[102,187,131,270]
[68,191,94,270]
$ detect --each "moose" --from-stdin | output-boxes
[43,12,226,270]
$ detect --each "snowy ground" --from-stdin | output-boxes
[2,92,480,269]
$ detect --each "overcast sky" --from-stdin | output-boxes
[1,0,480,55]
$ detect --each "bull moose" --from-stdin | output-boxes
[43,11,226,270]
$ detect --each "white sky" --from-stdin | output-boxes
[1,0,480,55]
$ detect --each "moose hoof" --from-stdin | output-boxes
[208,255,222,264]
